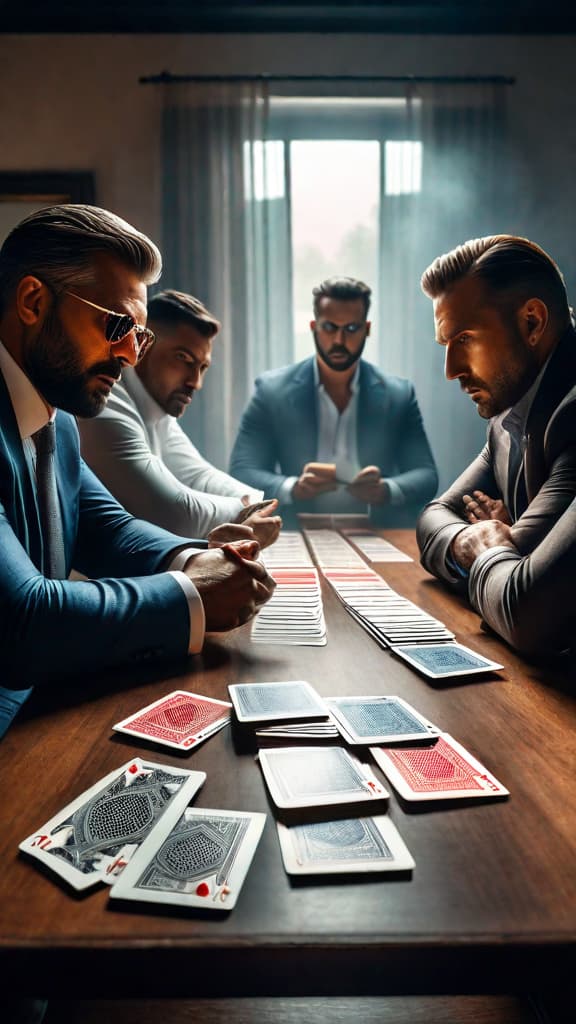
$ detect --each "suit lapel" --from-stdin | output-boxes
[0,370,44,568]
[524,327,576,501]
[285,358,319,469]
[357,361,387,467]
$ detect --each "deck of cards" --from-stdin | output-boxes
[303,529,367,568]
[262,530,313,568]
[228,680,329,725]
[112,690,232,751]
[343,530,413,563]
[251,566,327,646]
[370,733,509,802]
[324,567,455,648]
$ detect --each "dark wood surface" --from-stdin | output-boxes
[1,530,575,1000]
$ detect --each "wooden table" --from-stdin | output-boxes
[1,530,574,1001]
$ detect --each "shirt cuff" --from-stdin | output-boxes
[381,478,403,506]
[167,547,207,654]
[446,550,470,579]
[278,476,298,506]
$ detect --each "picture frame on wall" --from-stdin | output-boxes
[0,171,95,244]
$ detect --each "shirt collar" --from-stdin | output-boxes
[0,339,53,438]
[313,357,361,395]
[121,365,167,426]
[500,350,554,435]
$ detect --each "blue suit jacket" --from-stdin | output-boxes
[0,369,195,695]
[230,358,438,526]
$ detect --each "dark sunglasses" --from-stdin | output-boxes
[64,290,155,362]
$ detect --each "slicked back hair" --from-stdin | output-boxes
[312,276,372,319]
[0,204,162,316]
[147,290,220,339]
[421,235,570,324]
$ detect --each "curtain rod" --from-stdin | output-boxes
[140,71,515,85]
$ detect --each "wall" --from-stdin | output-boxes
[1,32,575,484]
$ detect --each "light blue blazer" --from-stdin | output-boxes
[0,370,195,696]
[230,357,438,527]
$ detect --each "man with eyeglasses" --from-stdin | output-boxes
[0,204,275,739]
[78,289,282,548]
[230,276,438,527]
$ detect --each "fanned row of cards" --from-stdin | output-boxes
[251,566,327,646]
[19,758,265,910]
[342,529,413,563]
[323,567,503,677]
[112,690,231,751]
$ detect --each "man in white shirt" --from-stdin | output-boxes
[230,276,438,527]
[79,289,281,547]
[0,205,275,738]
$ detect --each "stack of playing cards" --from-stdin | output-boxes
[276,815,414,875]
[19,758,206,890]
[303,529,367,568]
[370,733,509,803]
[343,530,413,563]
[251,566,327,646]
[258,745,389,819]
[261,530,313,568]
[326,695,440,745]
[323,567,455,648]
[112,691,232,751]
[229,680,329,726]
[20,758,266,911]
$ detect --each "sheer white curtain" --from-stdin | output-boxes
[377,81,511,490]
[160,79,292,468]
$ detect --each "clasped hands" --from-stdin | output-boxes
[451,489,517,572]
[292,462,389,504]
[182,539,276,631]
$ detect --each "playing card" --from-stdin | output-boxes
[251,566,327,646]
[229,680,328,723]
[109,805,266,911]
[326,696,440,744]
[277,815,414,875]
[257,745,388,810]
[343,531,413,563]
[19,759,205,890]
[390,642,504,679]
[370,733,509,802]
[112,691,231,751]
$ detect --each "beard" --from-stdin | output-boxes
[467,326,540,419]
[23,307,123,417]
[313,330,367,372]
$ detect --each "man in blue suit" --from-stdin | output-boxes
[230,276,438,528]
[0,205,275,738]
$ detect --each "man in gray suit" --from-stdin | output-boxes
[230,276,438,528]
[416,235,576,655]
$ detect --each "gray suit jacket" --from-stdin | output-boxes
[417,327,576,654]
[229,357,438,527]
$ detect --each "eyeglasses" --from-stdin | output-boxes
[64,291,156,363]
[318,321,366,335]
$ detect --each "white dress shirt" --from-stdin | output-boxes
[278,360,402,509]
[78,366,262,538]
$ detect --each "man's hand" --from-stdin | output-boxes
[182,540,276,631]
[346,465,389,505]
[463,490,512,526]
[234,497,282,548]
[451,520,517,572]
[207,522,256,547]
[292,463,338,501]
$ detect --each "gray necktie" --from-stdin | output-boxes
[33,421,66,579]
